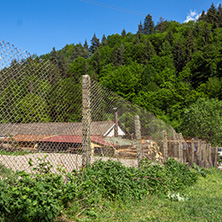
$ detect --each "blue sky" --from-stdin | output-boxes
[1,0,221,56]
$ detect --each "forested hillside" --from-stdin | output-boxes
[8,3,222,144]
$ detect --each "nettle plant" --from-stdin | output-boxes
[0,156,79,222]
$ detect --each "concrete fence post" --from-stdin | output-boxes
[82,74,91,167]
[178,133,183,164]
[134,115,142,167]
[162,130,168,162]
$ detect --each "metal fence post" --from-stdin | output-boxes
[82,74,91,167]
[163,130,168,162]
[134,115,142,167]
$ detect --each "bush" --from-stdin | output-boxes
[0,157,80,221]
[0,158,199,221]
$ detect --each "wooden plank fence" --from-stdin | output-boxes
[161,132,218,168]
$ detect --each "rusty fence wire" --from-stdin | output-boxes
[0,41,218,176]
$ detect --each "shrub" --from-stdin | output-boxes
[0,157,199,221]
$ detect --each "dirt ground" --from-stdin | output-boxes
[0,153,138,173]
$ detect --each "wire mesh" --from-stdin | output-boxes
[0,40,83,173]
[0,40,216,176]
[90,79,186,167]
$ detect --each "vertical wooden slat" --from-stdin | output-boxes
[178,133,183,164]
[163,130,168,162]
[202,142,207,168]
[197,139,202,167]
[191,138,195,167]
[208,143,212,168]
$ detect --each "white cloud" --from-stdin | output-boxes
[184,10,201,23]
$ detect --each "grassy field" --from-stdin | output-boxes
[71,168,222,222]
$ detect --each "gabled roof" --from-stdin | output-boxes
[0,121,115,137]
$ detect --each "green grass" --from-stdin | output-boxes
[0,150,33,156]
[69,168,222,222]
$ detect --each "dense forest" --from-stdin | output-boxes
[1,4,222,145]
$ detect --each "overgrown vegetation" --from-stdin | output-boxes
[86,168,222,222]
[0,157,204,221]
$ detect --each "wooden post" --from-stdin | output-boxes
[114,108,118,137]
[134,115,142,167]
[191,138,195,167]
[197,139,202,167]
[202,142,207,168]
[162,131,168,162]
[173,133,178,158]
[214,146,218,168]
[82,75,91,167]
[178,133,183,164]
[208,143,212,168]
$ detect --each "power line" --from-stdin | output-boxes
[77,0,160,19]
[79,0,146,15]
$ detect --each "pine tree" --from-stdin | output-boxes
[111,43,125,66]
[58,52,68,78]
[137,21,143,34]
[155,17,167,33]
[143,14,154,35]
[184,30,195,63]
[121,28,126,37]
[83,40,90,58]
[137,21,143,41]
[91,50,101,75]
[206,3,218,27]
[197,10,206,22]
[90,33,100,54]
[101,34,107,46]
[193,23,200,38]
[217,3,222,28]
[173,41,184,73]
[201,22,211,46]
[50,47,58,65]
[141,39,156,64]
[84,40,88,50]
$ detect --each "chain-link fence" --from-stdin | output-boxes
[0,41,217,176]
